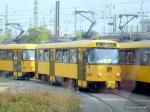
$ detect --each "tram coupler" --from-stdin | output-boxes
[106,81,116,89]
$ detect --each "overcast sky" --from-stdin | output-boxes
[0,0,150,36]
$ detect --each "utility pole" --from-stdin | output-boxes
[5,5,8,38]
[74,7,77,37]
[141,1,144,37]
[107,1,115,32]
[55,1,60,41]
[0,17,4,32]
[113,14,117,32]
[34,0,38,27]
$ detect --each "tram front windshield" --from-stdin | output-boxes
[87,48,119,64]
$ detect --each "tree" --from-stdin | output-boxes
[75,30,83,39]
[21,27,52,44]
[75,30,100,39]
[0,36,4,43]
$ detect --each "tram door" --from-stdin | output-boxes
[77,48,86,87]
[50,49,55,82]
[13,50,22,76]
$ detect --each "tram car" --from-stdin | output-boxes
[0,44,36,79]
[36,40,121,90]
[119,40,150,92]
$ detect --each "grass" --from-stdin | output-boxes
[0,90,83,112]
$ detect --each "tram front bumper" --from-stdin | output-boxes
[106,81,116,89]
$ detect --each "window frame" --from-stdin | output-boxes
[55,49,63,62]
[139,48,150,66]
[70,48,77,64]
[119,50,126,64]
[0,49,13,60]
[86,48,119,65]
[62,49,70,63]
[55,48,77,64]
[125,51,134,64]
[120,48,150,66]
[22,49,35,61]
[37,49,50,62]
[0,50,4,60]
[5,50,13,60]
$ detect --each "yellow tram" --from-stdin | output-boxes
[119,40,150,92]
[0,44,36,79]
[36,40,121,90]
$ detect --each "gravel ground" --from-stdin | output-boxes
[0,78,150,112]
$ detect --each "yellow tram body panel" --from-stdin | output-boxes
[120,40,150,84]
[0,44,37,50]
[86,65,121,81]
[120,40,150,49]
[55,63,77,79]
[37,62,50,75]
[21,61,36,72]
[121,65,150,83]
[0,60,13,71]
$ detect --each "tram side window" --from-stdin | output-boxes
[5,50,13,60]
[119,51,125,64]
[0,50,4,59]
[125,51,134,64]
[140,49,150,65]
[56,49,62,62]
[38,50,44,61]
[44,49,49,61]
[132,49,139,64]
[62,49,69,63]
[23,50,35,60]
[70,49,77,63]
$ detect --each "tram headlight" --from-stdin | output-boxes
[116,73,120,77]
[97,74,102,77]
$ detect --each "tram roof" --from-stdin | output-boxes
[0,44,37,49]
[120,40,150,49]
[36,40,119,49]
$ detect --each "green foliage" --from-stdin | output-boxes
[0,90,83,112]
[0,36,4,43]
[75,30,83,39]
[75,30,100,39]
[21,27,52,44]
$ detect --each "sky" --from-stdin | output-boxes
[0,0,150,36]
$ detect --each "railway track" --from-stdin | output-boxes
[110,91,144,106]
[107,90,150,112]
[81,92,116,112]
[80,89,150,112]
